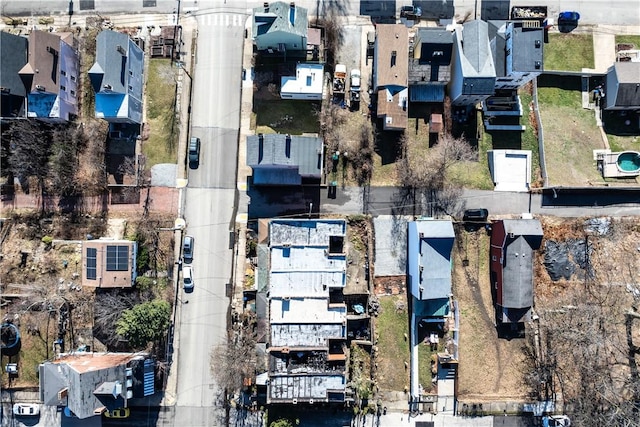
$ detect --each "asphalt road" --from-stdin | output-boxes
[170,7,245,427]
[2,0,639,26]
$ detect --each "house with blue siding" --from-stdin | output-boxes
[407,219,457,413]
[0,31,28,118]
[18,31,79,121]
[449,20,496,106]
[253,1,308,52]
[89,30,144,124]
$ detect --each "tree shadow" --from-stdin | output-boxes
[373,127,403,166]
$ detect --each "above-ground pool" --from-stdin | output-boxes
[617,151,640,173]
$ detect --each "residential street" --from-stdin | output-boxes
[1,1,639,427]
[163,7,246,427]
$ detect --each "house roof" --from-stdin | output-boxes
[90,30,138,94]
[252,1,308,39]
[246,133,323,179]
[40,352,147,420]
[20,30,64,93]
[510,24,544,73]
[500,219,543,309]
[279,62,324,98]
[375,24,409,88]
[267,220,347,347]
[268,374,345,402]
[0,31,28,98]
[413,220,455,300]
[610,62,640,107]
[457,21,497,94]
[488,149,532,192]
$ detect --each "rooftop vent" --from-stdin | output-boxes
[103,84,113,90]
[116,45,126,55]
[35,85,45,91]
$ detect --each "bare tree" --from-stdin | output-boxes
[6,120,51,211]
[397,133,475,217]
[210,313,258,399]
[93,289,139,349]
[526,227,640,426]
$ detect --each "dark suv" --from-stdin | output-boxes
[188,137,200,169]
[463,209,489,223]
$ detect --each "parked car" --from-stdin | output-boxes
[463,208,489,223]
[188,137,201,169]
[13,403,40,416]
[400,5,422,18]
[183,265,194,292]
[542,415,571,427]
[183,235,194,264]
[104,407,130,419]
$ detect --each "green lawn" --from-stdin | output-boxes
[143,59,178,170]
[537,85,605,186]
[615,35,640,48]
[544,33,594,71]
[376,295,410,391]
[376,295,434,392]
[254,99,320,135]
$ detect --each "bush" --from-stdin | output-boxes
[41,235,53,247]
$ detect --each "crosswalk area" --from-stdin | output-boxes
[199,13,247,27]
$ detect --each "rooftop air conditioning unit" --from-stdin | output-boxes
[35,85,45,91]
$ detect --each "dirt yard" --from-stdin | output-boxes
[454,216,640,408]
[453,226,530,402]
[0,211,176,388]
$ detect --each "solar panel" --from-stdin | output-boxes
[106,245,129,271]
[86,247,97,279]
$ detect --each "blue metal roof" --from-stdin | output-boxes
[409,84,445,102]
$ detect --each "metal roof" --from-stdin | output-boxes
[409,83,445,102]
[246,133,323,182]
[409,220,455,300]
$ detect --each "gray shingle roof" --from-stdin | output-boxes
[501,219,543,309]
[246,133,323,177]
[511,25,544,72]
[611,62,640,107]
[252,1,308,38]
[0,32,28,97]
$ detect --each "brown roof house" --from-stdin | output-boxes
[373,24,409,131]
[81,239,138,288]
[39,352,155,420]
[19,30,79,121]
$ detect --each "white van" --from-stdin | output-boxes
[183,265,194,292]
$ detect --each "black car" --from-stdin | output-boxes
[188,137,201,169]
[463,209,489,223]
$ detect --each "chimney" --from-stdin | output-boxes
[285,134,291,158]
[391,50,397,67]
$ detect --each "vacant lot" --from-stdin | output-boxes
[253,98,321,135]
[544,33,594,71]
[537,80,606,186]
[453,227,529,403]
[144,59,179,170]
